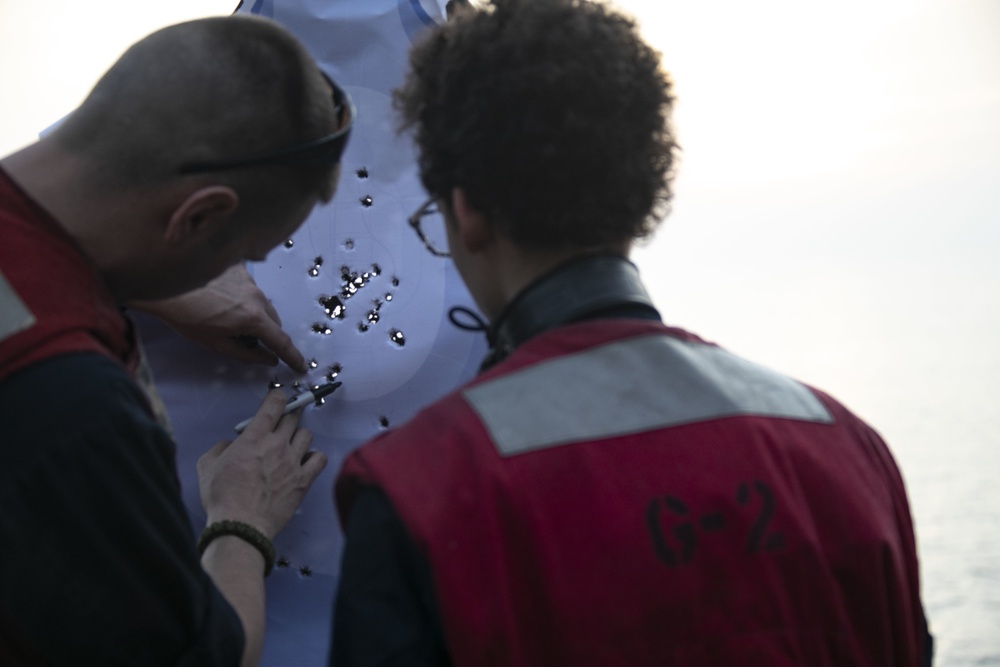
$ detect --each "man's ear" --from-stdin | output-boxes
[450,187,493,253]
[163,186,239,244]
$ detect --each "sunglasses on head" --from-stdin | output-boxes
[178,72,355,174]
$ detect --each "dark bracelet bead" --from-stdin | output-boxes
[198,520,276,577]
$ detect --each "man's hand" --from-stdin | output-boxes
[130,264,307,373]
[196,390,326,667]
[197,390,328,539]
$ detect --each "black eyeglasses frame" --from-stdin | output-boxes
[407,197,451,258]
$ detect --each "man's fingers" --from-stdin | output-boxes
[262,298,282,327]
[197,438,233,470]
[218,338,281,367]
[299,450,329,485]
[271,335,307,374]
[288,425,314,460]
[240,389,290,436]
[247,320,306,373]
[273,405,305,440]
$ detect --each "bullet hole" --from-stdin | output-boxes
[320,295,346,320]
[314,256,324,266]
[292,381,304,392]
[339,266,375,300]
[326,363,342,382]
[284,239,294,249]
[313,386,328,405]
[365,298,384,325]
[378,415,390,429]
[385,293,393,302]
[312,323,332,335]
[299,566,313,577]
[308,256,324,277]
[356,167,369,179]
[360,195,373,207]
[276,556,290,569]
[344,238,355,250]
[308,359,319,370]
[268,378,283,389]
[308,267,320,277]
[391,276,400,287]
[389,329,406,347]
[327,264,394,335]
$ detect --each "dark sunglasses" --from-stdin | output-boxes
[179,73,355,174]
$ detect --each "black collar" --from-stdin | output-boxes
[470,254,660,370]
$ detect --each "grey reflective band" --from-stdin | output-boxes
[0,269,35,343]
[462,334,833,457]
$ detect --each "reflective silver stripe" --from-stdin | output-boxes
[0,269,35,343]
[462,334,833,457]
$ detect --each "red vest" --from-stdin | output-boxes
[337,319,926,666]
[0,168,137,383]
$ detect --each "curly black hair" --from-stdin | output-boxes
[395,0,677,251]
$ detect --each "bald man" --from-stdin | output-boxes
[0,15,350,666]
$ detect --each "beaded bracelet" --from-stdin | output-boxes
[198,520,276,577]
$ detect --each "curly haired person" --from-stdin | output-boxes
[331,1,933,665]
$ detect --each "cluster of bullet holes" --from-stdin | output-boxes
[237,162,463,577]
[272,166,419,445]
[309,257,404,347]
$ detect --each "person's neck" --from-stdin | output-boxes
[488,246,589,315]
[476,253,658,368]
[3,141,102,247]
[2,143,147,304]
[482,237,633,317]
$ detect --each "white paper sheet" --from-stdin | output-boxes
[136,1,486,662]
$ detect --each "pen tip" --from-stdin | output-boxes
[315,381,342,399]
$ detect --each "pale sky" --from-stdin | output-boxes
[2,0,997,423]
[1,0,997,431]
[2,1,998,660]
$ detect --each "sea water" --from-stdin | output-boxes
[633,245,1000,666]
